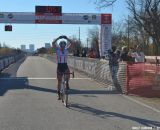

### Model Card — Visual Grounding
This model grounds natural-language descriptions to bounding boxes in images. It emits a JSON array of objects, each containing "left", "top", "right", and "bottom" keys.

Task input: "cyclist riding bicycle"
[{"left": 52, "top": 35, "right": 74, "bottom": 100}]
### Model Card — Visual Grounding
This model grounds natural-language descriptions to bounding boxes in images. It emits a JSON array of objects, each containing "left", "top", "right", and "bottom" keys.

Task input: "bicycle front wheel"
[{"left": 64, "top": 89, "right": 68, "bottom": 107}]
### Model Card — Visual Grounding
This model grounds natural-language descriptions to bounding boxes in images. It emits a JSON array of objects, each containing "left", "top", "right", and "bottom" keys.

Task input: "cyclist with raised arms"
[{"left": 52, "top": 35, "right": 73, "bottom": 100}]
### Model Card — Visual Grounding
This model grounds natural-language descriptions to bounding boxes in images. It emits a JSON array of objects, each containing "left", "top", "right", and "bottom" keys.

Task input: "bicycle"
[{"left": 60, "top": 71, "right": 74, "bottom": 107}]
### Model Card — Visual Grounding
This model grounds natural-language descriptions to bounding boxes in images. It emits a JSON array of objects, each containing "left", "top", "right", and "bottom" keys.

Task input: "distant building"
[
  {"left": 26, "top": 49, "right": 30, "bottom": 52},
  {"left": 21, "top": 45, "right": 26, "bottom": 51},
  {"left": 45, "top": 43, "right": 51, "bottom": 49},
  {"left": 29, "top": 44, "right": 35, "bottom": 52}
]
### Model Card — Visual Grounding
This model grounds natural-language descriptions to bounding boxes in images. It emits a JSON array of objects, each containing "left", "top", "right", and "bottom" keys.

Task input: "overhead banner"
[
  {"left": 0, "top": 12, "right": 35, "bottom": 24},
  {"left": 35, "top": 15, "right": 62, "bottom": 24},
  {"left": 62, "top": 13, "right": 101, "bottom": 24},
  {"left": 0, "top": 12, "right": 110, "bottom": 25}
]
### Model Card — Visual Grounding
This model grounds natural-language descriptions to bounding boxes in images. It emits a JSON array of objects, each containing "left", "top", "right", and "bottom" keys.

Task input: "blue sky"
[{"left": 0, "top": 0, "right": 128, "bottom": 49}]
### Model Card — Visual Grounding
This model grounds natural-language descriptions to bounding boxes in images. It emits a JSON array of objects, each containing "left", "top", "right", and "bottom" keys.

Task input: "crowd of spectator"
[
  {"left": 107, "top": 45, "right": 145, "bottom": 64},
  {"left": 73, "top": 45, "right": 145, "bottom": 63},
  {"left": 73, "top": 48, "right": 100, "bottom": 58},
  {"left": 118, "top": 45, "right": 145, "bottom": 63},
  {"left": 107, "top": 45, "right": 145, "bottom": 92},
  {"left": 72, "top": 45, "right": 146, "bottom": 93}
]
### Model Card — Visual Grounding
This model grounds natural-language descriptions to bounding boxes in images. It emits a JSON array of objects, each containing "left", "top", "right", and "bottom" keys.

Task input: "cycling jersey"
[{"left": 56, "top": 47, "right": 68, "bottom": 63}]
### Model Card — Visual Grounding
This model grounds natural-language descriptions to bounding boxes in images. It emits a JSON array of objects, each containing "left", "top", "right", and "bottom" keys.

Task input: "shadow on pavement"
[
  {"left": 28, "top": 85, "right": 57, "bottom": 93},
  {"left": 0, "top": 77, "right": 57, "bottom": 96},
  {"left": 0, "top": 73, "right": 11, "bottom": 78},
  {"left": 0, "top": 77, "right": 28, "bottom": 96},
  {"left": 0, "top": 78, "right": 120, "bottom": 97},
  {"left": 82, "top": 94, "right": 98, "bottom": 97},
  {"left": 69, "top": 103, "right": 160, "bottom": 127},
  {"left": 70, "top": 88, "right": 120, "bottom": 95}
]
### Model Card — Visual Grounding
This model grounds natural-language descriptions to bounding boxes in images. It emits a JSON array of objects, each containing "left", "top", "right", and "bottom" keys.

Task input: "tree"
[
  {"left": 87, "top": 26, "right": 100, "bottom": 57},
  {"left": 111, "top": 21, "right": 128, "bottom": 48},
  {"left": 37, "top": 47, "right": 47, "bottom": 54},
  {"left": 125, "top": 16, "right": 153, "bottom": 55},
  {"left": 126, "top": 0, "right": 160, "bottom": 55},
  {"left": 69, "top": 35, "right": 82, "bottom": 53},
  {"left": 87, "top": 26, "right": 99, "bottom": 48},
  {"left": 94, "top": 0, "right": 117, "bottom": 8}
]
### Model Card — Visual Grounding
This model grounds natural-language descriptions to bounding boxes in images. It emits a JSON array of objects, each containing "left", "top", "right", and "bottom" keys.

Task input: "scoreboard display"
[
  {"left": 35, "top": 6, "right": 62, "bottom": 14},
  {"left": 35, "top": 6, "right": 62, "bottom": 24},
  {"left": 5, "top": 25, "right": 12, "bottom": 31}
]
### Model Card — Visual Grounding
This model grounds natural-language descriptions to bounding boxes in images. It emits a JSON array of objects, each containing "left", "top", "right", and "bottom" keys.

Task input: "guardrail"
[
  {"left": 0, "top": 54, "right": 25, "bottom": 73},
  {"left": 67, "top": 56, "right": 127, "bottom": 93},
  {"left": 41, "top": 54, "right": 126, "bottom": 93}
]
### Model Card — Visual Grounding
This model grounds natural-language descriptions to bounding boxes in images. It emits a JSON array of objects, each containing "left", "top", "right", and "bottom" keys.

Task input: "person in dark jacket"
[
  {"left": 120, "top": 46, "right": 130, "bottom": 62},
  {"left": 108, "top": 46, "right": 121, "bottom": 92},
  {"left": 81, "top": 49, "right": 87, "bottom": 57}
]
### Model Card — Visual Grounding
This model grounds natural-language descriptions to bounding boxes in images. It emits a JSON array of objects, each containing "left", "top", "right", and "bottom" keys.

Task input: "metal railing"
[{"left": 0, "top": 54, "right": 25, "bottom": 73}]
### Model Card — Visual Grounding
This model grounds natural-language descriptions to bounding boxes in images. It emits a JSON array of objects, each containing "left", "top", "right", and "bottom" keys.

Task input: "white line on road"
[
  {"left": 122, "top": 95, "right": 160, "bottom": 114},
  {"left": 1, "top": 76, "right": 159, "bottom": 114},
  {"left": 0, "top": 77, "right": 91, "bottom": 80}
]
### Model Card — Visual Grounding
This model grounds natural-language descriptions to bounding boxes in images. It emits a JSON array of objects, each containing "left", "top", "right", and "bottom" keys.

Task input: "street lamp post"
[
  {"left": 79, "top": 27, "right": 81, "bottom": 43},
  {"left": 127, "top": 15, "right": 130, "bottom": 49},
  {"left": 87, "top": 38, "right": 89, "bottom": 49}
]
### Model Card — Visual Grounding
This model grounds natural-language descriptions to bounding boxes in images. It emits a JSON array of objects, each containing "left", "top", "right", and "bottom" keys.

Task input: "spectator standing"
[
  {"left": 73, "top": 49, "right": 80, "bottom": 57},
  {"left": 95, "top": 50, "right": 100, "bottom": 58},
  {"left": 108, "top": 46, "right": 121, "bottom": 92},
  {"left": 131, "top": 45, "right": 145, "bottom": 63},
  {"left": 81, "top": 49, "right": 87, "bottom": 57},
  {"left": 88, "top": 48, "right": 96, "bottom": 58},
  {"left": 128, "top": 47, "right": 136, "bottom": 62},
  {"left": 120, "top": 46, "right": 130, "bottom": 62}
]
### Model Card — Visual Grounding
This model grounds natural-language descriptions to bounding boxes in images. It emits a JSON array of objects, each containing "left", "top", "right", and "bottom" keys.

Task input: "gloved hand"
[{"left": 59, "top": 35, "right": 67, "bottom": 39}]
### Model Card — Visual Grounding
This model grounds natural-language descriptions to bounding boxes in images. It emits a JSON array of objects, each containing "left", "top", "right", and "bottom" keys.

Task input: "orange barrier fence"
[{"left": 126, "top": 63, "right": 160, "bottom": 97}]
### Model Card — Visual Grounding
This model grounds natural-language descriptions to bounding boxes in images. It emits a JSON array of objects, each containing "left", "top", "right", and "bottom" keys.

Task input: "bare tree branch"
[
  {"left": 94, "top": 0, "right": 117, "bottom": 8},
  {"left": 126, "top": 0, "right": 160, "bottom": 55}
]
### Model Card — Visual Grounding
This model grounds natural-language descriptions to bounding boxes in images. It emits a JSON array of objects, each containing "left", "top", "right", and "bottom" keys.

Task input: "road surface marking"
[
  {"left": 0, "top": 77, "right": 91, "bottom": 80},
  {"left": 122, "top": 95, "right": 160, "bottom": 114}
]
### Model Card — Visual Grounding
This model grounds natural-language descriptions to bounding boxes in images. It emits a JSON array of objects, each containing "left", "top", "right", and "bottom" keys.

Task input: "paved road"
[{"left": 0, "top": 56, "right": 160, "bottom": 130}]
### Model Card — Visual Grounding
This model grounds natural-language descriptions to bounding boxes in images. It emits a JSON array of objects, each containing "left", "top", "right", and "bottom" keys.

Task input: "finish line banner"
[
  {"left": 62, "top": 13, "right": 101, "bottom": 24},
  {"left": 0, "top": 12, "right": 112, "bottom": 57},
  {"left": 0, "top": 12, "right": 103, "bottom": 24},
  {"left": 0, "top": 12, "right": 35, "bottom": 24}
]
